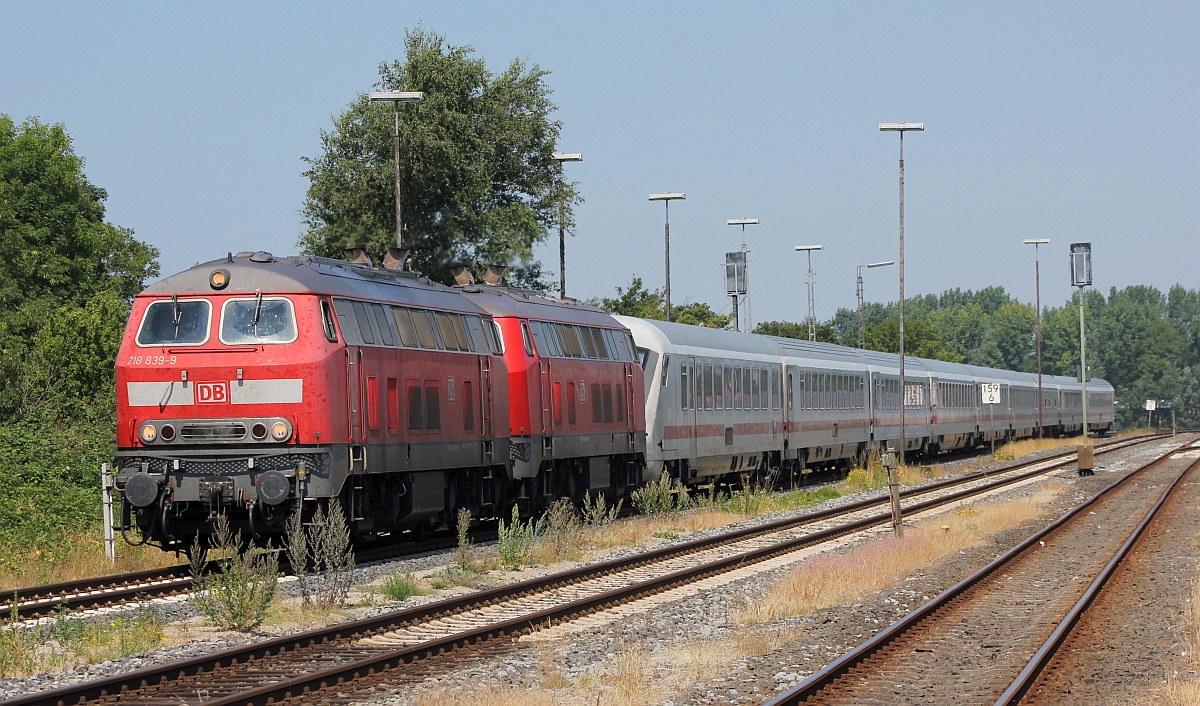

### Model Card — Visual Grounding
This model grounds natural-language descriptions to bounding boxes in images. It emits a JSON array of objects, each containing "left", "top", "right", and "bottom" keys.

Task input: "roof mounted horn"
[
  {"left": 483, "top": 264, "right": 507, "bottom": 286},
  {"left": 449, "top": 265, "right": 475, "bottom": 286},
  {"left": 343, "top": 248, "right": 373, "bottom": 267},
  {"left": 383, "top": 247, "right": 409, "bottom": 271}
]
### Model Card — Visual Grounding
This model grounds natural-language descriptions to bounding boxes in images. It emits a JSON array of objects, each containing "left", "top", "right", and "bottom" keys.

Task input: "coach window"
[
  {"left": 392, "top": 308, "right": 417, "bottom": 347},
  {"left": 138, "top": 298, "right": 212, "bottom": 346},
  {"left": 320, "top": 299, "right": 339, "bottom": 343},
  {"left": 661, "top": 354, "right": 670, "bottom": 386},
  {"left": 408, "top": 310, "right": 437, "bottom": 349},
  {"left": 787, "top": 373, "right": 795, "bottom": 410},
  {"left": 733, "top": 367, "right": 743, "bottom": 410},
  {"left": 680, "top": 364, "right": 690, "bottom": 410},
  {"left": 371, "top": 304, "right": 396, "bottom": 346},
  {"left": 220, "top": 297, "right": 298, "bottom": 345},
  {"left": 772, "top": 370, "right": 781, "bottom": 410},
  {"left": 703, "top": 365, "right": 714, "bottom": 410},
  {"left": 751, "top": 369, "right": 761, "bottom": 409}
]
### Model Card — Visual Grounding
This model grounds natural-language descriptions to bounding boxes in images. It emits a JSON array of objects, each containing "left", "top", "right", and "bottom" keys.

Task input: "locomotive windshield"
[
  {"left": 219, "top": 297, "right": 297, "bottom": 344},
  {"left": 136, "top": 299, "right": 211, "bottom": 346}
]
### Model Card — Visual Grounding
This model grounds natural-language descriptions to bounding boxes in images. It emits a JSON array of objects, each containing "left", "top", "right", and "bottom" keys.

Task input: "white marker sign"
[
  {"left": 1145, "top": 399, "right": 1157, "bottom": 411},
  {"left": 981, "top": 382, "right": 1001, "bottom": 405}
]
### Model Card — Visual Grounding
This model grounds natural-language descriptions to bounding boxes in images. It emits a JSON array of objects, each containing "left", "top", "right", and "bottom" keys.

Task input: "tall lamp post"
[
  {"left": 551, "top": 153, "right": 583, "bottom": 298},
  {"left": 856, "top": 260, "right": 894, "bottom": 348},
  {"left": 368, "top": 91, "right": 425, "bottom": 269},
  {"left": 879, "top": 121, "right": 923, "bottom": 468},
  {"left": 794, "top": 245, "right": 824, "bottom": 341},
  {"left": 1024, "top": 238, "right": 1050, "bottom": 436},
  {"left": 649, "top": 193, "right": 686, "bottom": 322},
  {"left": 727, "top": 218, "right": 759, "bottom": 331}
]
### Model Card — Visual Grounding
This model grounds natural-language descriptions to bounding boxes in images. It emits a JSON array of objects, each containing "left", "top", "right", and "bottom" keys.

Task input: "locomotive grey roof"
[
  {"left": 140, "top": 252, "right": 490, "bottom": 314},
  {"left": 462, "top": 285, "right": 626, "bottom": 328}
]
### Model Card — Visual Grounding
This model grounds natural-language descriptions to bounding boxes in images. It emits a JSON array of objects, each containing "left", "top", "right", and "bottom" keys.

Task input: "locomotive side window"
[
  {"left": 451, "top": 314, "right": 473, "bottom": 351},
  {"left": 350, "top": 302, "right": 376, "bottom": 345},
  {"left": 520, "top": 321, "right": 534, "bottom": 356},
  {"left": 435, "top": 312, "right": 462, "bottom": 351},
  {"left": 558, "top": 325, "right": 583, "bottom": 358},
  {"left": 579, "top": 326, "right": 598, "bottom": 358},
  {"left": 590, "top": 328, "right": 610, "bottom": 359},
  {"left": 412, "top": 310, "right": 439, "bottom": 349},
  {"left": 371, "top": 304, "right": 396, "bottom": 346},
  {"left": 540, "top": 322, "right": 563, "bottom": 357},
  {"left": 603, "top": 330, "right": 620, "bottom": 361},
  {"left": 603, "top": 384, "right": 614, "bottom": 423},
  {"left": 464, "top": 315, "right": 488, "bottom": 353},
  {"left": 320, "top": 300, "right": 339, "bottom": 343},
  {"left": 485, "top": 319, "right": 504, "bottom": 354},
  {"left": 220, "top": 297, "right": 298, "bottom": 345},
  {"left": 591, "top": 383, "right": 602, "bottom": 423},
  {"left": 137, "top": 298, "right": 211, "bottom": 346},
  {"left": 392, "top": 308, "right": 418, "bottom": 347}
]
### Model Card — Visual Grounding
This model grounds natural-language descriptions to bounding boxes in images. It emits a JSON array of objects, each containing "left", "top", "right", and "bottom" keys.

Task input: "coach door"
[{"left": 678, "top": 356, "right": 698, "bottom": 460}]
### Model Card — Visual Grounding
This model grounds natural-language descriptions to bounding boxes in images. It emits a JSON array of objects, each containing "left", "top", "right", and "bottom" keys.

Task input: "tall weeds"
[
  {"left": 189, "top": 515, "right": 278, "bottom": 631},
  {"left": 497, "top": 505, "right": 539, "bottom": 570}
]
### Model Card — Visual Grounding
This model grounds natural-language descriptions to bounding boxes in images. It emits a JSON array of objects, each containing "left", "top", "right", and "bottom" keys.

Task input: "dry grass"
[
  {"left": 585, "top": 508, "right": 742, "bottom": 550},
  {"left": 415, "top": 687, "right": 559, "bottom": 706},
  {"left": 994, "top": 434, "right": 1088, "bottom": 461},
  {"left": 735, "top": 482, "right": 1065, "bottom": 626},
  {"left": 0, "top": 534, "right": 177, "bottom": 591},
  {"left": 1156, "top": 672, "right": 1200, "bottom": 706}
]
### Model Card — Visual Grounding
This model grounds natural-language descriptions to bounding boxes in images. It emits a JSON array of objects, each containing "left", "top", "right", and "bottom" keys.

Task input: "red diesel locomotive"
[{"left": 115, "top": 252, "right": 647, "bottom": 552}]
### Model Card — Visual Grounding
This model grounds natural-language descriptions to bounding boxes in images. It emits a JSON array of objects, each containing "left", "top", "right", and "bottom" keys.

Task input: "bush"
[
  {"left": 306, "top": 499, "right": 356, "bottom": 607},
  {"left": 631, "top": 471, "right": 676, "bottom": 517},
  {"left": 539, "top": 498, "right": 582, "bottom": 560},
  {"left": 581, "top": 491, "right": 622, "bottom": 527},
  {"left": 379, "top": 572, "right": 426, "bottom": 601},
  {"left": 455, "top": 507, "right": 477, "bottom": 573},
  {"left": 189, "top": 515, "right": 278, "bottom": 631},
  {"left": 497, "top": 505, "right": 539, "bottom": 570}
]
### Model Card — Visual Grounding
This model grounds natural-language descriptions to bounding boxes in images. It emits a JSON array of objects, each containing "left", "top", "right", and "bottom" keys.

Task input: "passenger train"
[{"left": 114, "top": 252, "right": 1113, "bottom": 552}]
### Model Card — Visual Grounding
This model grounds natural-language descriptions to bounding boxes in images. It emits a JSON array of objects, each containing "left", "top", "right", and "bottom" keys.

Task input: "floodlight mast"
[
  {"left": 857, "top": 260, "right": 895, "bottom": 348},
  {"left": 552, "top": 153, "right": 583, "bottom": 298},
  {"left": 649, "top": 193, "right": 686, "bottom": 321},
  {"left": 879, "top": 120, "right": 923, "bottom": 537},
  {"left": 368, "top": 91, "right": 425, "bottom": 267},
  {"left": 726, "top": 218, "right": 760, "bottom": 331},
  {"left": 1023, "top": 238, "right": 1050, "bottom": 436},
  {"left": 794, "top": 245, "right": 824, "bottom": 341}
]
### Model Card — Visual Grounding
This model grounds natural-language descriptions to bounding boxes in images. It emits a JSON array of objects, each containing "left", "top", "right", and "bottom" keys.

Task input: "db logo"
[{"left": 196, "top": 381, "right": 229, "bottom": 405}]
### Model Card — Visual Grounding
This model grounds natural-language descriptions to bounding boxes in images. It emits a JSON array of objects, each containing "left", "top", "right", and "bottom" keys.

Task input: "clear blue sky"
[{"left": 3, "top": 1, "right": 1196, "bottom": 325}]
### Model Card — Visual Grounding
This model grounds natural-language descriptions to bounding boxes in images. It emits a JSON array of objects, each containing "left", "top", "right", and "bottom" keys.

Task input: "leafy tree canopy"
[
  {"left": 300, "top": 27, "right": 577, "bottom": 290},
  {"left": 593, "top": 277, "right": 732, "bottom": 329},
  {"left": 0, "top": 115, "right": 159, "bottom": 419}
]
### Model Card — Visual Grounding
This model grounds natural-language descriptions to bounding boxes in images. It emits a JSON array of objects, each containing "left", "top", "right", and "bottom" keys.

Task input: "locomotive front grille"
[
  {"left": 118, "top": 452, "right": 330, "bottom": 477},
  {"left": 180, "top": 421, "right": 247, "bottom": 441}
]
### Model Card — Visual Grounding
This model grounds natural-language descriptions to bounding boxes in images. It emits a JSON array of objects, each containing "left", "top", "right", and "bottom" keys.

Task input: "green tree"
[
  {"left": 593, "top": 277, "right": 732, "bottom": 329},
  {"left": 0, "top": 115, "right": 159, "bottom": 418},
  {"left": 300, "top": 28, "right": 575, "bottom": 290},
  {"left": 862, "top": 319, "right": 964, "bottom": 363},
  {"left": 753, "top": 320, "right": 839, "bottom": 344}
]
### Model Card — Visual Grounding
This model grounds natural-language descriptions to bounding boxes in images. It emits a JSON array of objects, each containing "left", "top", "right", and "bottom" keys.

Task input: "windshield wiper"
[
  {"left": 251, "top": 291, "right": 263, "bottom": 336},
  {"left": 171, "top": 294, "right": 181, "bottom": 339}
]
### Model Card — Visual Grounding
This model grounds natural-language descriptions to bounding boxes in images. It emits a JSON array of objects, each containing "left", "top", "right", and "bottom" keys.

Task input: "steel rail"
[
  {"left": 994, "top": 453, "right": 1198, "bottom": 705},
  {"left": 763, "top": 442, "right": 1191, "bottom": 706},
  {"left": 1, "top": 435, "right": 1162, "bottom": 706}
]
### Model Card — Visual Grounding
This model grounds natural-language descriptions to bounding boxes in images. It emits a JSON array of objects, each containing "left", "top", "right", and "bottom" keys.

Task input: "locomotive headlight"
[
  {"left": 209, "top": 269, "right": 230, "bottom": 290},
  {"left": 139, "top": 423, "right": 157, "bottom": 443},
  {"left": 159, "top": 424, "right": 175, "bottom": 442},
  {"left": 270, "top": 420, "right": 291, "bottom": 441}
]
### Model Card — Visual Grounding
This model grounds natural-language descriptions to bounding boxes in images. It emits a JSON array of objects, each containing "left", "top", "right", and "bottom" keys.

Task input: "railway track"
[
  {"left": 0, "top": 436, "right": 1154, "bottom": 623},
  {"left": 0, "top": 532, "right": 489, "bottom": 622},
  {"left": 4, "top": 434, "right": 1164, "bottom": 706},
  {"left": 765, "top": 438, "right": 1199, "bottom": 705}
]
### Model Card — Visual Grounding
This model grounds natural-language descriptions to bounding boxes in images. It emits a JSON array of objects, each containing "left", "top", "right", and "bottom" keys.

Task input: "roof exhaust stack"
[
  {"left": 343, "top": 248, "right": 373, "bottom": 267},
  {"left": 449, "top": 265, "right": 475, "bottom": 286},
  {"left": 483, "top": 264, "right": 507, "bottom": 286},
  {"left": 383, "top": 247, "right": 409, "bottom": 271}
]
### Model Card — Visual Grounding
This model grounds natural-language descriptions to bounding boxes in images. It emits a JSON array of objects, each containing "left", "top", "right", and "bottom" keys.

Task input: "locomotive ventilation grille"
[
  {"left": 179, "top": 421, "right": 247, "bottom": 441},
  {"left": 120, "top": 453, "right": 330, "bottom": 477}
]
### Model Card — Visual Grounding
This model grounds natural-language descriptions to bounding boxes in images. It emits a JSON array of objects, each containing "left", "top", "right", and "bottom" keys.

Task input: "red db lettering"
[{"left": 197, "top": 381, "right": 228, "bottom": 404}]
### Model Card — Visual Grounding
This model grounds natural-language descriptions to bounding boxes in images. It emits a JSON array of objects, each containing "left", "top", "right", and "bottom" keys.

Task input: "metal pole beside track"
[{"left": 101, "top": 463, "right": 115, "bottom": 562}]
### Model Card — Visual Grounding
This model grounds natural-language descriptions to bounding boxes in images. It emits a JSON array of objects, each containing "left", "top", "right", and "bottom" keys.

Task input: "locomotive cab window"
[
  {"left": 219, "top": 297, "right": 297, "bottom": 345},
  {"left": 137, "top": 298, "right": 211, "bottom": 346},
  {"left": 320, "top": 299, "right": 338, "bottom": 343}
]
